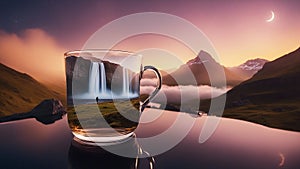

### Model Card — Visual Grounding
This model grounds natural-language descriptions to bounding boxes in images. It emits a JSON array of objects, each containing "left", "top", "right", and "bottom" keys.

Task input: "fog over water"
[{"left": 140, "top": 78, "right": 230, "bottom": 104}]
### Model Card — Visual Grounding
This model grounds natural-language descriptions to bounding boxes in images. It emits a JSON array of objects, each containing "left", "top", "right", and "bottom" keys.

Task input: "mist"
[
  {"left": 0, "top": 29, "right": 66, "bottom": 83},
  {"left": 141, "top": 78, "right": 230, "bottom": 104}
]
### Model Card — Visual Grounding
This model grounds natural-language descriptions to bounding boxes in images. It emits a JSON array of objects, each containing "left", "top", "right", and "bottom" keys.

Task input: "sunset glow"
[
  {"left": 112, "top": 34, "right": 197, "bottom": 70},
  {"left": 0, "top": 29, "right": 65, "bottom": 82},
  {"left": 0, "top": 0, "right": 299, "bottom": 80}
]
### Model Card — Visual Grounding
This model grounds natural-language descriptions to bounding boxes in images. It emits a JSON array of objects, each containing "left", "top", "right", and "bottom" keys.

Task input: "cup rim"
[{"left": 64, "top": 49, "right": 137, "bottom": 57}]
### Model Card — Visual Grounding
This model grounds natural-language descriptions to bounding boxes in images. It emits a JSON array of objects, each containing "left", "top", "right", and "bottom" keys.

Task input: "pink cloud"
[
  {"left": 0, "top": 29, "right": 66, "bottom": 83},
  {"left": 140, "top": 78, "right": 159, "bottom": 87}
]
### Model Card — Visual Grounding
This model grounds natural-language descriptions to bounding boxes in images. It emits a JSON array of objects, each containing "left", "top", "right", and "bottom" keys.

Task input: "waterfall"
[
  {"left": 100, "top": 62, "right": 107, "bottom": 94},
  {"left": 89, "top": 62, "right": 100, "bottom": 94},
  {"left": 89, "top": 62, "right": 107, "bottom": 96},
  {"left": 128, "top": 71, "right": 132, "bottom": 93},
  {"left": 84, "top": 62, "right": 138, "bottom": 100},
  {"left": 122, "top": 67, "right": 132, "bottom": 95}
]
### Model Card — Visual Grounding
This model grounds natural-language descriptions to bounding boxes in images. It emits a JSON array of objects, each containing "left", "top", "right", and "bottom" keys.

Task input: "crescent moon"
[
  {"left": 266, "top": 11, "right": 275, "bottom": 22},
  {"left": 278, "top": 153, "right": 285, "bottom": 167}
]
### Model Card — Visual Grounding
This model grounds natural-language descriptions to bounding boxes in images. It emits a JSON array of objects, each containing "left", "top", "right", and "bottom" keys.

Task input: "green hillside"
[
  {"left": 222, "top": 47, "right": 300, "bottom": 131},
  {"left": 0, "top": 63, "right": 64, "bottom": 116}
]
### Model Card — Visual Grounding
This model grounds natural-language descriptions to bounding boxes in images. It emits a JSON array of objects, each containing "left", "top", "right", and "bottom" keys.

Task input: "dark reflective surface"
[
  {"left": 69, "top": 138, "right": 137, "bottom": 169},
  {"left": 0, "top": 116, "right": 72, "bottom": 168},
  {"left": 69, "top": 135, "right": 155, "bottom": 169},
  {"left": 0, "top": 109, "right": 300, "bottom": 169}
]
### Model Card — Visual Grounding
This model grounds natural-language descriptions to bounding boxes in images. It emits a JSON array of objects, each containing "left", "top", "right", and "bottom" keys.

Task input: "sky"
[{"left": 0, "top": 0, "right": 299, "bottom": 82}]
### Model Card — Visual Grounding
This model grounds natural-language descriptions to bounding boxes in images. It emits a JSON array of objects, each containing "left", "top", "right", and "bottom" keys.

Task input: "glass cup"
[{"left": 65, "top": 49, "right": 161, "bottom": 144}]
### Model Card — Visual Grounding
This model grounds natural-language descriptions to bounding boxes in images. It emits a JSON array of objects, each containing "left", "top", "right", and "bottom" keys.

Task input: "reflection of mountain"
[
  {"left": 0, "top": 99, "right": 66, "bottom": 125},
  {"left": 229, "top": 58, "right": 268, "bottom": 80},
  {"left": 0, "top": 63, "right": 64, "bottom": 116},
  {"left": 221, "top": 47, "right": 300, "bottom": 131}
]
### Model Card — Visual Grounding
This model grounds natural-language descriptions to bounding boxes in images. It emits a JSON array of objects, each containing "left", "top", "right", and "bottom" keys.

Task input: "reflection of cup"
[
  {"left": 65, "top": 50, "right": 161, "bottom": 144},
  {"left": 69, "top": 135, "right": 155, "bottom": 169},
  {"left": 68, "top": 138, "right": 136, "bottom": 169}
]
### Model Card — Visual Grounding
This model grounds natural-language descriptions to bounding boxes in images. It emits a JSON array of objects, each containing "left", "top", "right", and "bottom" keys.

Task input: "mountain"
[
  {"left": 220, "top": 47, "right": 300, "bottom": 131},
  {"left": 229, "top": 58, "right": 268, "bottom": 80},
  {"left": 237, "top": 58, "right": 268, "bottom": 72},
  {"left": 0, "top": 63, "right": 64, "bottom": 116},
  {"left": 142, "top": 69, "right": 170, "bottom": 79},
  {"left": 162, "top": 51, "right": 244, "bottom": 87}
]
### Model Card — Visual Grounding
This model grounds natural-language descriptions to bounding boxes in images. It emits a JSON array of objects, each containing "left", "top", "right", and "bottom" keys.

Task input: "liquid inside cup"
[
  {"left": 65, "top": 52, "right": 142, "bottom": 144},
  {"left": 67, "top": 97, "right": 140, "bottom": 143}
]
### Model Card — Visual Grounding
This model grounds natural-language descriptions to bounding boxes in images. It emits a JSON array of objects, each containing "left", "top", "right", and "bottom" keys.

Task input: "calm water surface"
[{"left": 0, "top": 109, "right": 299, "bottom": 169}]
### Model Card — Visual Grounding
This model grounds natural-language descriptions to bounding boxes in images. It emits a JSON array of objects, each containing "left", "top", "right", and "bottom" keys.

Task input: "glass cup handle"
[{"left": 141, "top": 66, "right": 162, "bottom": 112}]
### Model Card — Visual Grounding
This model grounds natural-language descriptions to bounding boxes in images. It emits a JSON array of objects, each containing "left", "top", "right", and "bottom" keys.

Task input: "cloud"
[
  {"left": 141, "top": 78, "right": 159, "bottom": 86},
  {"left": 141, "top": 83, "right": 230, "bottom": 104},
  {"left": 0, "top": 29, "right": 66, "bottom": 82}
]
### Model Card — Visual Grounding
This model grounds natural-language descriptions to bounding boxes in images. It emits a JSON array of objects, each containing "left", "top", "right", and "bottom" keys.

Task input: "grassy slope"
[
  {"left": 42, "top": 80, "right": 66, "bottom": 104},
  {"left": 224, "top": 102, "right": 300, "bottom": 131},
  {"left": 0, "top": 63, "right": 64, "bottom": 116},
  {"left": 222, "top": 47, "right": 300, "bottom": 131},
  {"left": 67, "top": 98, "right": 140, "bottom": 135}
]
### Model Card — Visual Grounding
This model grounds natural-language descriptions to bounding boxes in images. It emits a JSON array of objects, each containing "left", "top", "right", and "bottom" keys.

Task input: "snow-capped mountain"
[
  {"left": 238, "top": 58, "right": 269, "bottom": 72},
  {"left": 143, "top": 52, "right": 268, "bottom": 87},
  {"left": 163, "top": 51, "right": 244, "bottom": 87},
  {"left": 229, "top": 58, "right": 268, "bottom": 80}
]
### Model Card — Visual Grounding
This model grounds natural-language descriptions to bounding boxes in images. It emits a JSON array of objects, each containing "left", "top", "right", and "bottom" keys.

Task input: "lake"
[{"left": 0, "top": 108, "right": 299, "bottom": 169}]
